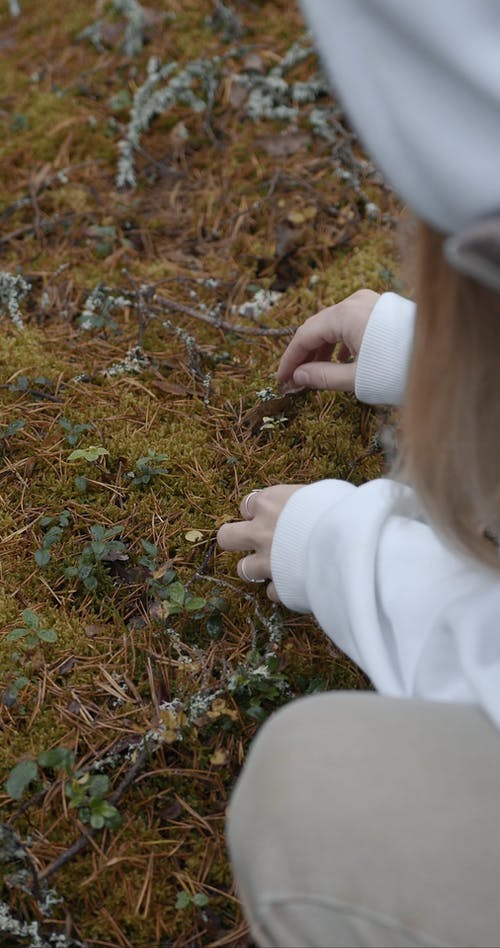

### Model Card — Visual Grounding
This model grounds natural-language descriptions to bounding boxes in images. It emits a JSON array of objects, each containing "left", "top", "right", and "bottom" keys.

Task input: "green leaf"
[
  {"left": 99, "top": 802, "right": 119, "bottom": 819},
  {"left": 83, "top": 574, "right": 98, "bottom": 592},
  {"left": 13, "top": 676, "right": 29, "bottom": 691},
  {"left": 175, "top": 891, "right": 191, "bottom": 910},
  {"left": 38, "top": 747, "right": 75, "bottom": 771},
  {"left": 74, "top": 475, "right": 88, "bottom": 493},
  {"left": 43, "top": 526, "right": 63, "bottom": 547},
  {"left": 192, "top": 893, "right": 209, "bottom": 908},
  {"left": 246, "top": 704, "right": 266, "bottom": 721},
  {"left": 206, "top": 615, "right": 222, "bottom": 639},
  {"left": 7, "top": 627, "right": 28, "bottom": 641},
  {"left": 34, "top": 549, "right": 51, "bottom": 567},
  {"left": 141, "top": 539, "right": 157, "bottom": 556},
  {"left": 22, "top": 609, "right": 40, "bottom": 629},
  {"left": 184, "top": 596, "right": 206, "bottom": 612},
  {"left": 67, "top": 446, "right": 109, "bottom": 463},
  {"left": 167, "top": 582, "right": 186, "bottom": 607},
  {"left": 91, "top": 540, "right": 106, "bottom": 559},
  {"left": 105, "top": 808, "right": 123, "bottom": 829},
  {"left": 89, "top": 774, "right": 109, "bottom": 798},
  {"left": 38, "top": 628, "right": 58, "bottom": 643},
  {"left": 5, "top": 760, "right": 38, "bottom": 800},
  {"left": 90, "top": 813, "right": 105, "bottom": 829}
]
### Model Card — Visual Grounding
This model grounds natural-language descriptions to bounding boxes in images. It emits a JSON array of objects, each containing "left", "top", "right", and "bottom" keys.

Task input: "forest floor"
[{"left": 0, "top": 1, "right": 402, "bottom": 945}]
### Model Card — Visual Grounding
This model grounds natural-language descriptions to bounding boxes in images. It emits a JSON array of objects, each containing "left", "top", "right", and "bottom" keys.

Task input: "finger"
[
  {"left": 276, "top": 309, "right": 343, "bottom": 383},
  {"left": 217, "top": 520, "right": 256, "bottom": 552},
  {"left": 237, "top": 554, "right": 270, "bottom": 583},
  {"left": 239, "top": 489, "right": 262, "bottom": 521},
  {"left": 291, "top": 360, "right": 356, "bottom": 392},
  {"left": 266, "top": 581, "right": 280, "bottom": 602}
]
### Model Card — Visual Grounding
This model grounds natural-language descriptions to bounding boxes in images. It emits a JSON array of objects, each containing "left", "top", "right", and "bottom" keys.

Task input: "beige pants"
[{"left": 228, "top": 693, "right": 500, "bottom": 948}]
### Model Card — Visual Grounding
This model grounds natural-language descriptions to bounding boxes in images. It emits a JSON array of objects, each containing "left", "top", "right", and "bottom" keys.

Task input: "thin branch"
[
  {"left": 39, "top": 744, "right": 151, "bottom": 883},
  {"left": 152, "top": 295, "right": 295, "bottom": 337}
]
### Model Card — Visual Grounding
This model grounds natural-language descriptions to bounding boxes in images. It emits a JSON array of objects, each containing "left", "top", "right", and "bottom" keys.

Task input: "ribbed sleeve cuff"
[
  {"left": 355, "top": 292, "right": 416, "bottom": 406},
  {"left": 271, "top": 479, "right": 357, "bottom": 613}
]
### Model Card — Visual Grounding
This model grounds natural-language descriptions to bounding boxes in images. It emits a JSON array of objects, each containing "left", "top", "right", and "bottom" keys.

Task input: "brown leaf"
[
  {"left": 149, "top": 378, "right": 190, "bottom": 397},
  {"left": 242, "top": 389, "right": 308, "bottom": 433}
]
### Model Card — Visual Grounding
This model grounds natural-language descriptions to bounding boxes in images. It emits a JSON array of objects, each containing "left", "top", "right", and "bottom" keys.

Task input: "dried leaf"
[
  {"left": 209, "top": 749, "right": 229, "bottom": 767},
  {"left": 150, "top": 379, "right": 190, "bottom": 397},
  {"left": 286, "top": 205, "right": 317, "bottom": 225},
  {"left": 184, "top": 529, "right": 203, "bottom": 543}
]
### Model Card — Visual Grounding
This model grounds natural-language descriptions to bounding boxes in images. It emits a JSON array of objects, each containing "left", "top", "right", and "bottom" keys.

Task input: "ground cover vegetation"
[{"left": 0, "top": 1, "right": 403, "bottom": 945}]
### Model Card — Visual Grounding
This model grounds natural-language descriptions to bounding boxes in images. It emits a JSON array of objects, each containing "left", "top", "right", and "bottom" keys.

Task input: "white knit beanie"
[{"left": 300, "top": 0, "right": 500, "bottom": 286}]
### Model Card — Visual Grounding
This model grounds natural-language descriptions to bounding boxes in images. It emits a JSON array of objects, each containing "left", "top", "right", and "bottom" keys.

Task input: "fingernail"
[{"left": 294, "top": 369, "right": 308, "bottom": 385}]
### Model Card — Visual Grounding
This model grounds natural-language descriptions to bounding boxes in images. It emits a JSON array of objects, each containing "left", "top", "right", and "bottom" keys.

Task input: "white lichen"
[
  {"left": 8, "top": 0, "right": 20, "bottom": 16},
  {"left": 206, "top": 0, "right": 243, "bottom": 41},
  {"left": 237, "top": 288, "right": 282, "bottom": 320},
  {"left": 117, "top": 56, "right": 215, "bottom": 188},
  {"left": 103, "top": 345, "right": 151, "bottom": 377},
  {"left": 0, "top": 271, "right": 31, "bottom": 330},
  {"left": 78, "top": 284, "right": 131, "bottom": 330},
  {"left": 113, "top": 0, "right": 147, "bottom": 57}
]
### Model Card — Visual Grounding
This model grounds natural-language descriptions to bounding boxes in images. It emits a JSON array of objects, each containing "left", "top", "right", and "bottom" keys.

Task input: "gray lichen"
[
  {"left": 113, "top": 0, "right": 147, "bottom": 57},
  {"left": 117, "top": 55, "right": 217, "bottom": 188},
  {"left": 0, "top": 271, "right": 31, "bottom": 331}
]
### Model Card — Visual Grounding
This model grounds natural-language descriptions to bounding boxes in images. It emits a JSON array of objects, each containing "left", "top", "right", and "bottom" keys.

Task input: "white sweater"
[{"left": 271, "top": 294, "right": 500, "bottom": 729}]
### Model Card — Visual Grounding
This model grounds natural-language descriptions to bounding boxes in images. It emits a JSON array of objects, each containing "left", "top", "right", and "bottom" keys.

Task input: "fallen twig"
[{"left": 152, "top": 295, "right": 295, "bottom": 336}]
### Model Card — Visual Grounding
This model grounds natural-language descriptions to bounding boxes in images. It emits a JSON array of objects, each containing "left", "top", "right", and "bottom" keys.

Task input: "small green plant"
[
  {"left": 126, "top": 450, "right": 169, "bottom": 487},
  {"left": 5, "top": 747, "right": 122, "bottom": 829},
  {"left": 59, "top": 416, "right": 95, "bottom": 446},
  {"left": 67, "top": 444, "right": 109, "bottom": 462},
  {"left": 8, "top": 374, "right": 53, "bottom": 395},
  {"left": 65, "top": 524, "right": 128, "bottom": 591},
  {"left": 65, "top": 772, "right": 122, "bottom": 829},
  {"left": 5, "top": 760, "right": 39, "bottom": 800},
  {"left": 229, "top": 650, "right": 289, "bottom": 721},
  {"left": 260, "top": 414, "right": 288, "bottom": 432},
  {"left": 175, "top": 890, "right": 209, "bottom": 911},
  {"left": 139, "top": 540, "right": 206, "bottom": 614},
  {"left": 0, "top": 418, "right": 25, "bottom": 453},
  {"left": 34, "top": 509, "right": 71, "bottom": 567},
  {"left": 7, "top": 609, "right": 57, "bottom": 648},
  {"left": 2, "top": 672, "right": 30, "bottom": 707}
]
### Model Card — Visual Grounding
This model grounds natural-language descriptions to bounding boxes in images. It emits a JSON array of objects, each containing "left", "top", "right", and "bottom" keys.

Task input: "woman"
[{"left": 217, "top": 2, "right": 500, "bottom": 945}]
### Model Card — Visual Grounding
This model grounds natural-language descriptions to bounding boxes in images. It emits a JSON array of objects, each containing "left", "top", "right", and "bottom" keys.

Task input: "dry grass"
[{"left": 0, "top": 2, "right": 402, "bottom": 945}]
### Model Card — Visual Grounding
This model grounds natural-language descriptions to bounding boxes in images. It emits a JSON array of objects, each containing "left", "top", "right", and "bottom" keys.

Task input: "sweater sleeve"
[
  {"left": 354, "top": 292, "right": 416, "bottom": 405},
  {"left": 271, "top": 477, "right": 500, "bottom": 729}
]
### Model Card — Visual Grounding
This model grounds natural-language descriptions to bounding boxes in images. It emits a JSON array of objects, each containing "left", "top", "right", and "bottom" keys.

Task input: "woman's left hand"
[{"left": 216, "top": 485, "right": 303, "bottom": 601}]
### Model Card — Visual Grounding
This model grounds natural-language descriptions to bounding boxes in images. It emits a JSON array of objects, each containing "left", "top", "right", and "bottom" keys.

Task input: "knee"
[{"left": 227, "top": 695, "right": 336, "bottom": 913}]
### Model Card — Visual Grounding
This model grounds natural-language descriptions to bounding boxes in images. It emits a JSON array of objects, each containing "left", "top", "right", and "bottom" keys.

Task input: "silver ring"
[
  {"left": 240, "top": 556, "right": 266, "bottom": 584},
  {"left": 243, "top": 489, "right": 262, "bottom": 518}
]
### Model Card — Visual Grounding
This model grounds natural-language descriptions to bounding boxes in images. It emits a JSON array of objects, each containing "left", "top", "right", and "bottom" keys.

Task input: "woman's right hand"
[{"left": 277, "top": 289, "right": 380, "bottom": 393}]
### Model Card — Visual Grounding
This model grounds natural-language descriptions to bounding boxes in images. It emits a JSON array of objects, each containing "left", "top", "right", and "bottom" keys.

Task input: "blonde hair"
[{"left": 402, "top": 220, "right": 500, "bottom": 571}]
